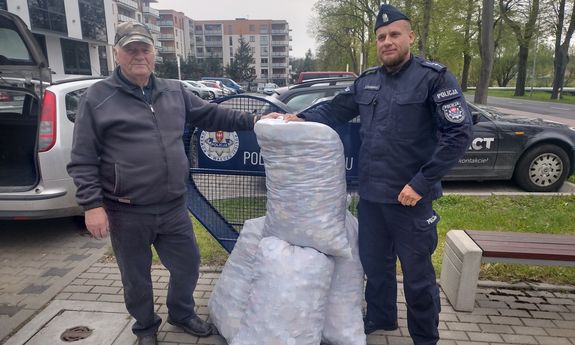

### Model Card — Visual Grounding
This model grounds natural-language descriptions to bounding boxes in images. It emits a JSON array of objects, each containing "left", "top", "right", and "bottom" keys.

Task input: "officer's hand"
[
  {"left": 398, "top": 185, "right": 422, "bottom": 207},
  {"left": 84, "top": 207, "right": 109, "bottom": 239}
]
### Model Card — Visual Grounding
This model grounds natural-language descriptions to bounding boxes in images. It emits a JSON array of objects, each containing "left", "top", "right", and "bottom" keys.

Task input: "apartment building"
[
  {"left": 157, "top": 9, "right": 189, "bottom": 63},
  {"left": 189, "top": 18, "right": 291, "bottom": 86},
  {"left": 3, "top": 0, "right": 115, "bottom": 80}
]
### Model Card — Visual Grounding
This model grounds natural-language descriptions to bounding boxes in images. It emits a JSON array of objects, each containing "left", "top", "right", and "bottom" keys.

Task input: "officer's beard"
[{"left": 381, "top": 49, "right": 410, "bottom": 72}]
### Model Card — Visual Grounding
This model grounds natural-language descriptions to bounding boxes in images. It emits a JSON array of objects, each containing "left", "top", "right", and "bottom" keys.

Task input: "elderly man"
[
  {"left": 278, "top": 5, "right": 473, "bottom": 345},
  {"left": 67, "top": 22, "right": 261, "bottom": 345}
]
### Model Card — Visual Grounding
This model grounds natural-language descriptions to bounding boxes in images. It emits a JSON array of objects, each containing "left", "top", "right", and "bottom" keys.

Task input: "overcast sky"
[{"left": 154, "top": 0, "right": 318, "bottom": 58}]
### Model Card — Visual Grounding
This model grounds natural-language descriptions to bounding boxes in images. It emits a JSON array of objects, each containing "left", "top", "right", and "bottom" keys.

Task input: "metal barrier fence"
[{"left": 185, "top": 94, "right": 359, "bottom": 253}]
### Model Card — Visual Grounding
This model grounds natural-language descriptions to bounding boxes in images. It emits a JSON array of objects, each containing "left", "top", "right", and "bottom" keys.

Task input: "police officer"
[{"left": 278, "top": 4, "right": 472, "bottom": 345}]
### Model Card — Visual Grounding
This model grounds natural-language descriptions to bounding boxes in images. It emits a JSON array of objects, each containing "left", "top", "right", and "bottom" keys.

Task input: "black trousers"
[
  {"left": 358, "top": 199, "right": 441, "bottom": 345},
  {"left": 108, "top": 202, "right": 201, "bottom": 336}
]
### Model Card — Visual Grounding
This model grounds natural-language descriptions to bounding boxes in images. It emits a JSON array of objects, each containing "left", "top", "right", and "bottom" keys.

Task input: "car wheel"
[
  {"left": 208, "top": 91, "right": 215, "bottom": 100},
  {"left": 513, "top": 144, "right": 570, "bottom": 192},
  {"left": 192, "top": 91, "right": 200, "bottom": 97}
]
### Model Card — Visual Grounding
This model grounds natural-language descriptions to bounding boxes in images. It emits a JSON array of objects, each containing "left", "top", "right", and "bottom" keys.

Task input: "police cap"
[{"left": 374, "top": 4, "right": 410, "bottom": 32}]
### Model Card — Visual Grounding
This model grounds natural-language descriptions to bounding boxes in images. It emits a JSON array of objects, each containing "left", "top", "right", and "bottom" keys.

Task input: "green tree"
[
  {"left": 155, "top": 59, "right": 178, "bottom": 79},
  {"left": 225, "top": 37, "right": 256, "bottom": 83},
  {"left": 475, "top": 0, "right": 495, "bottom": 104},
  {"left": 499, "top": 0, "right": 541, "bottom": 96},
  {"left": 550, "top": 0, "right": 575, "bottom": 99}
]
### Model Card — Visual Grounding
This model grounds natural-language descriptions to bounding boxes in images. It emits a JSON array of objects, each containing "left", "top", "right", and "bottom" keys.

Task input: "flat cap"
[
  {"left": 114, "top": 22, "right": 154, "bottom": 47},
  {"left": 374, "top": 4, "right": 410, "bottom": 32}
]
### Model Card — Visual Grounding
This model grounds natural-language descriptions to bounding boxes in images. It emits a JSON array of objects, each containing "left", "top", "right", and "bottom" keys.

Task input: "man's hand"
[
  {"left": 262, "top": 112, "right": 304, "bottom": 122},
  {"left": 398, "top": 185, "right": 422, "bottom": 206},
  {"left": 84, "top": 207, "right": 109, "bottom": 239}
]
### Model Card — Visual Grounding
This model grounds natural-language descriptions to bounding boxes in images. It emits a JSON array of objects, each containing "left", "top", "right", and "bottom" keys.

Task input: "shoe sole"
[
  {"left": 167, "top": 319, "right": 213, "bottom": 337},
  {"left": 365, "top": 325, "right": 398, "bottom": 334}
]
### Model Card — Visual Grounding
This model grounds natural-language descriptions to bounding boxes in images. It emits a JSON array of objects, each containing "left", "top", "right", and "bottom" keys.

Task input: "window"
[
  {"left": 79, "top": 0, "right": 107, "bottom": 42},
  {"left": 0, "top": 0, "right": 6, "bottom": 10},
  {"left": 261, "top": 58, "right": 268, "bottom": 64},
  {"left": 61, "top": 39, "right": 91, "bottom": 75},
  {"left": 33, "top": 33, "right": 49, "bottom": 64},
  {"left": 98, "top": 46, "right": 109, "bottom": 76},
  {"left": 65, "top": 88, "right": 88, "bottom": 122},
  {"left": 249, "top": 24, "right": 255, "bottom": 32},
  {"left": 259, "top": 24, "right": 268, "bottom": 34},
  {"left": 229, "top": 37, "right": 233, "bottom": 45},
  {"left": 260, "top": 35, "right": 268, "bottom": 45},
  {"left": 250, "top": 36, "right": 255, "bottom": 43},
  {"left": 28, "top": 0, "right": 68, "bottom": 34}
]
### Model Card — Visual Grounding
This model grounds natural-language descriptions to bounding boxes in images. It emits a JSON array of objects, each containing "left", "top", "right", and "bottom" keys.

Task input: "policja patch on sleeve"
[{"left": 441, "top": 101, "right": 465, "bottom": 123}]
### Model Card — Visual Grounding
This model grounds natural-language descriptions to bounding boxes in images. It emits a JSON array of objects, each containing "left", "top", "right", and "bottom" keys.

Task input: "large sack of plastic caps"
[
  {"left": 207, "top": 217, "right": 265, "bottom": 342},
  {"left": 231, "top": 236, "right": 335, "bottom": 345},
  {"left": 322, "top": 210, "right": 367, "bottom": 345},
  {"left": 254, "top": 119, "right": 350, "bottom": 257}
]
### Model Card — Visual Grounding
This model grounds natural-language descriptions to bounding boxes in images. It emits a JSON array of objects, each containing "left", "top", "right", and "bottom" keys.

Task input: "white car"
[
  {"left": 0, "top": 10, "right": 100, "bottom": 219},
  {"left": 262, "top": 83, "right": 279, "bottom": 95},
  {"left": 197, "top": 80, "right": 224, "bottom": 98}
]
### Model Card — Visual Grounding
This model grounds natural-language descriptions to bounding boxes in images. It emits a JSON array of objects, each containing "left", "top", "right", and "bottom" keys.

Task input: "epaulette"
[
  {"left": 419, "top": 59, "right": 446, "bottom": 72},
  {"left": 359, "top": 66, "right": 380, "bottom": 78}
]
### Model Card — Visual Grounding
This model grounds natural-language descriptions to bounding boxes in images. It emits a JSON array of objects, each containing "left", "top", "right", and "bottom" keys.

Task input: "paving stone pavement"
[
  {"left": 0, "top": 219, "right": 108, "bottom": 343},
  {"left": 9, "top": 260, "right": 571, "bottom": 345}
]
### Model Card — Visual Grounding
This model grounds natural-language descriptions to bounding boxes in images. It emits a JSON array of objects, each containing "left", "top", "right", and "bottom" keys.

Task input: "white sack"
[
  {"left": 322, "top": 210, "right": 367, "bottom": 345},
  {"left": 254, "top": 119, "right": 350, "bottom": 257},
  {"left": 231, "top": 236, "right": 334, "bottom": 345},
  {"left": 207, "top": 217, "right": 265, "bottom": 343}
]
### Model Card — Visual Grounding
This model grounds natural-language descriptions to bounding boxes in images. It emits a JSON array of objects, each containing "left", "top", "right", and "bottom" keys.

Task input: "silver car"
[{"left": 0, "top": 10, "right": 100, "bottom": 219}]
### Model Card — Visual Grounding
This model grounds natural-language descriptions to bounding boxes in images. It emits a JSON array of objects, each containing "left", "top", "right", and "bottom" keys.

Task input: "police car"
[{"left": 265, "top": 78, "right": 575, "bottom": 192}]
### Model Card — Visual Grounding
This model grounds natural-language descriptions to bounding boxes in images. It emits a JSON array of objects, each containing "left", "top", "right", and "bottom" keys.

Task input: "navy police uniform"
[{"left": 298, "top": 6, "right": 472, "bottom": 345}]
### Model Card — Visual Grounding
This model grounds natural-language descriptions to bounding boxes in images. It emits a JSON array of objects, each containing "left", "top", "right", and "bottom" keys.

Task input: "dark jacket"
[
  {"left": 67, "top": 68, "right": 255, "bottom": 211},
  {"left": 300, "top": 56, "right": 473, "bottom": 203}
]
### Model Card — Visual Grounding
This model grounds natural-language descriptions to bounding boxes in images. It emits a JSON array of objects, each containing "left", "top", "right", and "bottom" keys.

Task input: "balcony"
[
  {"left": 206, "top": 52, "right": 223, "bottom": 58},
  {"left": 272, "top": 63, "right": 287, "bottom": 68},
  {"left": 196, "top": 52, "right": 205, "bottom": 58},
  {"left": 195, "top": 40, "right": 204, "bottom": 46},
  {"left": 146, "top": 23, "right": 160, "bottom": 33},
  {"left": 117, "top": 0, "right": 138, "bottom": 10},
  {"left": 204, "top": 29, "right": 223, "bottom": 35},
  {"left": 158, "top": 34, "right": 175, "bottom": 40},
  {"left": 260, "top": 51, "right": 269, "bottom": 57},
  {"left": 271, "top": 40, "right": 289, "bottom": 46},
  {"left": 158, "top": 20, "right": 174, "bottom": 27},
  {"left": 272, "top": 73, "right": 288, "bottom": 78},
  {"left": 205, "top": 40, "right": 222, "bottom": 47},
  {"left": 260, "top": 62, "right": 269, "bottom": 67},
  {"left": 159, "top": 46, "right": 176, "bottom": 53},
  {"left": 271, "top": 28, "right": 288, "bottom": 34},
  {"left": 117, "top": 14, "right": 138, "bottom": 23},
  {"left": 142, "top": 6, "right": 159, "bottom": 17},
  {"left": 271, "top": 51, "right": 288, "bottom": 57}
]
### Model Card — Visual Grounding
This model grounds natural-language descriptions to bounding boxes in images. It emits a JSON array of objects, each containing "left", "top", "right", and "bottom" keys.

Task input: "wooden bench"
[{"left": 440, "top": 230, "right": 575, "bottom": 311}]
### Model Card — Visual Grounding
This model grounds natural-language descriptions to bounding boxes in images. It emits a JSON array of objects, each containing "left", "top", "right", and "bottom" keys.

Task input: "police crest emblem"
[
  {"left": 441, "top": 101, "right": 465, "bottom": 123},
  {"left": 382, "top": 13, "right": 389, "bottom": 22}
]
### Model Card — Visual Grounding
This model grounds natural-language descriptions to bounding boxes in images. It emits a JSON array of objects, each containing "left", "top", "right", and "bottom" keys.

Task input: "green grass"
[
  {"left": 185, "top": 194, "right": 575, "bottom": 285},
  {"left": 466, "top": 89, "right": 575, "bottom": 105}
]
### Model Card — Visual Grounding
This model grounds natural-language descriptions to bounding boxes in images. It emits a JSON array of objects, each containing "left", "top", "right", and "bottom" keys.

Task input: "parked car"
[
  {"left": 199, "top": 80, "right": 233, "bottom": 96},
  {"left": 0, "top": 9, "right": 105, "bottom": 219},
  {"left": 184, "top": 80, "right": 216, "bottom": 100},
  {"left": 262, "top": 83, "right": 279, "bottom": 95},
  {"left": 197, "top": 80, "right": 224, "bottom": 98},
  {"left": 202, "top": 77, "right": 244, "bottom": 93},
  {"left": 296, "top": 71, "right": 357, "bottom": 83},
  {"left": 176, "top": 80, "right": 210, "bottom": 99},
  {"left": 266, "top": 77, "right": 575, "bottom": 192}
]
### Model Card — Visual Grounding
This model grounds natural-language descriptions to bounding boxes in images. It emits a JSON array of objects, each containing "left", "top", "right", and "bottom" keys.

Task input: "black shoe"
[
  {"left": 167, "top": 315, "right": 215, "bottom": 337},
  {"left": 364, "top": 318, "right": 398, "bottom": 334},
  {"left": 137, "top": 334, "right": 158, "bottom": 345}
]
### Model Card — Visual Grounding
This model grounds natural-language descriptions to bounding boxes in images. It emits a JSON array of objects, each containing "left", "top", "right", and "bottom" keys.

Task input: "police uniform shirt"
[{"left": 299, "top": 55, "right": 473, "bottom": 204}]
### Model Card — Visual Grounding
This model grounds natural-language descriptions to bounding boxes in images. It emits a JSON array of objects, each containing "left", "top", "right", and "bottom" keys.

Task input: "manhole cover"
[{"left": 60, "top": 326, "right": 93, "bottom": 342}]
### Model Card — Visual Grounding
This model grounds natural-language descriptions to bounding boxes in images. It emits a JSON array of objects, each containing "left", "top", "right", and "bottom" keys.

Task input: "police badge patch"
[{"left": 442, "top": 101, "right": 465, "bottom": 123}]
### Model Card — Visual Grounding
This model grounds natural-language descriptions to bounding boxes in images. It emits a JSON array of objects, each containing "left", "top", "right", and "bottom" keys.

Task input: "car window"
[
  {"left": 0, "top": 89, "right": 28, "bottom": 115},
  {"left": 284, "top": 91, "right": 330, "bottom": 112},
  {"left": 65, "top": 88, "right": 87, "bottom": 122},
  {"left": 0, "top": 28, "right": 32, "bottom": 64}
]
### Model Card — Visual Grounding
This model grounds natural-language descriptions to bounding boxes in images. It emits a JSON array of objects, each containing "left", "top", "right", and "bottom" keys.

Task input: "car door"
[{"left": 446, "top": 104, "right": 500, "bottom": 179}]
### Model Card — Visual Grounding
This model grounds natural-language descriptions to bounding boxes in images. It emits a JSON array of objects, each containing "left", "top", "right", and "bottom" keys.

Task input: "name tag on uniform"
[{"left": 364, "top": 85, "right": 380, "bottom": 91}]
